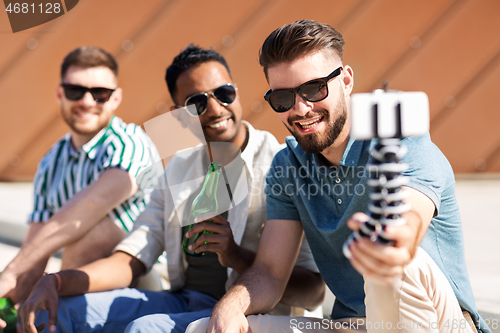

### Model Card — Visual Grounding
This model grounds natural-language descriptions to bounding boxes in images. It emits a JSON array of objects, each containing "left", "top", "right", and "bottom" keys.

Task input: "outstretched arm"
[
  {"left": 347, "top": 186, "right": 435, "bottom": 284},
  {"left": 0, "top": 168, "right": 137, "bottom": 304},
  {"left": 19, "top": 251, "right": 145, "bottom": 333}
]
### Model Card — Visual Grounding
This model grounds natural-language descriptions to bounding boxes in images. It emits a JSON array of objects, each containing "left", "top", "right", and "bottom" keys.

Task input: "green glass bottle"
[
  {"left": 182, "top": 162, "right": 221, "bottom": 256},
  {"left": 0, "top": 297, "right": 16, "bottom": 333}
]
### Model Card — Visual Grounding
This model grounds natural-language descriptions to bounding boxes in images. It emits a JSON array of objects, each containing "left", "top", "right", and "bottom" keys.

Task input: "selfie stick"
[{"left": 342, "top": 86, "right": 429, "bottom": 258}]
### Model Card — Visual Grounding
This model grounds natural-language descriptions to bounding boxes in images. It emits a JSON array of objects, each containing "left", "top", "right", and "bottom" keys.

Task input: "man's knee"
[
  {"left": 125, "top": 314, "right": 175, "bottom": 333},
  {"left": 185, "top": 317, "right": 210, "bottom": 333}
]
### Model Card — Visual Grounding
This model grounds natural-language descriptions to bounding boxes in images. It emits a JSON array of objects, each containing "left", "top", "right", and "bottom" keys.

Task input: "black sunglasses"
[
  {"left": 181, "top": 84, "right": 237, "bottom": 116},
  {"left": 264, "top": 67, "right": 343, "bottom": 113},
  {"left": 61, "top": 84, "right": 116, "bottom": 103}
]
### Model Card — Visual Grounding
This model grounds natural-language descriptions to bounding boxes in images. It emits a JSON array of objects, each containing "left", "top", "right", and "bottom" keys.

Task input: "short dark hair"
[
  {"left": 259, "top": 19, "right": 345, "bottom": 79},
  {"left": 165, "top": 44, "right": 231, "bottom": 103},
  {"left": 61, "top": 46, "right": 118, "bottom": 80}
]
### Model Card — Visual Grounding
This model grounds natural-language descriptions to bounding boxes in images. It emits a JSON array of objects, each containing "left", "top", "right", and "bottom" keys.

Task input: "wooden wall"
[{"left": 1, "top": 0, "right": 499, "bottom": 180}]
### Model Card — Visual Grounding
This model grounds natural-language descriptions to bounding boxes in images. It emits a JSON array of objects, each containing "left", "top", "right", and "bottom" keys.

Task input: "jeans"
[{"left": 35, "top": 288, "right": 217, "bottom": 333}]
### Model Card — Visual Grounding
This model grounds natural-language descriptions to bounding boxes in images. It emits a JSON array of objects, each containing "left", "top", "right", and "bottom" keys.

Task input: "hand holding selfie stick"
[{"left": 343, "top": 85, "right": 429, "bottom": 258}]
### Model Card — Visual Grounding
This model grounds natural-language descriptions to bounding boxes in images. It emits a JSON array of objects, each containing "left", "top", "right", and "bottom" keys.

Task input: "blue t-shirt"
[{"left": 265, "top": 133, "right": 484, "bottom": 330}]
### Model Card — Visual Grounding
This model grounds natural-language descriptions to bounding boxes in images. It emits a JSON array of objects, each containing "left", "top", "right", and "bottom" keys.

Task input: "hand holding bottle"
[
  {"left": 184, "top": 213, "right": 241, "bottom": 266},
  {"left": 185, "top": 213, "right": 257, "bottom": 274},
  {"left": 182, "top": 162, "right": 222, "bottom": 256}
]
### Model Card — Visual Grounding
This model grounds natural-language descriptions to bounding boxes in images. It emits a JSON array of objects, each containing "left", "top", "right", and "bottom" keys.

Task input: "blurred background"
[
  {"left": 0, "top": 0, "right": 499, "bottom": 326},
  {"left": 1, "top": 0, "right": 500, "bottom": 179}
]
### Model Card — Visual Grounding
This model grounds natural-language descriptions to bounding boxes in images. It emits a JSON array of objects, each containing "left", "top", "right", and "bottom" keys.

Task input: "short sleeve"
[
  {"left": 401, "top": 133, "right": 452, "bottom": 215},
  {"left": 265, "top": 150, "right": 301, "bottom": 221},
  {"left": 102, "top": 124, "right": 158, "bottom": 179}
]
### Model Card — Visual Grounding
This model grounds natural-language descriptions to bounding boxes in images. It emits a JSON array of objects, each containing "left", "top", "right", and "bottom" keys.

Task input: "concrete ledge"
[{"left": 0, "top": 220, "right": 28, "bottom": 247}]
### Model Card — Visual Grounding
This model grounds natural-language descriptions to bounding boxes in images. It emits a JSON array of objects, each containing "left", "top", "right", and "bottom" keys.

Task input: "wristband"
[{"left": 49, "top": 273, "right": 62, "bottom": 291}]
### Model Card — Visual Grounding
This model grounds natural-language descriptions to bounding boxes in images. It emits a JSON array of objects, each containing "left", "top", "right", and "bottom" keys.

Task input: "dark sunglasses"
[
  {"left": 181, "top": 84, "right": 237, "bottom": 116},
  {"left": 61, "top": 84, "right": 116, "bottom": 103},
  {"left": 264, "top": 67, "right": 343, "bottom": 113}
]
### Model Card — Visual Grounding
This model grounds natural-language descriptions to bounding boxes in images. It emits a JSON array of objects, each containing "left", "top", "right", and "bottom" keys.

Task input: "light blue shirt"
[{"left": 266, "top": 133, "right": 487, "bottom": 331}]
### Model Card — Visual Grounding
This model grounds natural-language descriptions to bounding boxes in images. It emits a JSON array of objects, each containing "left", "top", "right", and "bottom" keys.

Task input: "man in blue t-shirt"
[{"left": 189, "top": 20, "right": 489, "bottom": 333}]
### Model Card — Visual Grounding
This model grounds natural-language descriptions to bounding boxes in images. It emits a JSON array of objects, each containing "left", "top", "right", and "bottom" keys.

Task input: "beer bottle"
[
  {"left": 0, "top": 297, "right": 16, "bottom": 333},
  {"left": 182, "top": 162, "right": 221, "bottom": 256}
]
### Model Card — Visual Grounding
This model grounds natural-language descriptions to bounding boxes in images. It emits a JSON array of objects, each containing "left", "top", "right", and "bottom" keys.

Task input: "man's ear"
[
  {"left": 342, "top": 65, "right": 354, "bottom": 96},
  {"left": 109, "top": 87, "right": 123, "bottom": 110},
  {"left": 55, "top": 83, "right": 63, "bottom": 105},
  {"left": 170, "top": 105, "right": 188, "bottom": 128}
]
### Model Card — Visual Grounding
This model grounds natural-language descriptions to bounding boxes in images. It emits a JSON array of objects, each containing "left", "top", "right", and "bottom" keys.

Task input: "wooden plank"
[
  {"left": 1, "top": 118, "right": 67, "bottom": 181},
  {"left": 113, "top": 0, "right": 274, "bottom": 128},
  {"left": 341, "top": 0, "right": 457, "bottom": 93},
  {"left": 221, "top": 0, "right": 365, "bottom": 143},
  {"left": 2, "top": 0, "right": 500, "bottom": 178},
  {"left": 430, "top": 57, "right": 500, "bottom": 173},
  {"left": 387, "top": 0, "right": 500, "bottom": 119},
  {"left": 0, "top": 0, "right": 167, "bottom": 176}
]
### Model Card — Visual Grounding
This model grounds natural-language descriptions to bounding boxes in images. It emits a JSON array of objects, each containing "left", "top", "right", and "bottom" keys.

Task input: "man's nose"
[
  {"left": 80, "top": 91, "right": 97, "bottom": 106},
  {"left": 204, "top": 94, "right": 225, "bottom": 116},
  {"left": 291, "top": 93, "right": 314, "bottom": 116}
]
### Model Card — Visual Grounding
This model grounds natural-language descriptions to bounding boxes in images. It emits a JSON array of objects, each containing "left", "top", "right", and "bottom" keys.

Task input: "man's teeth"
[
  {"left": 209, "top": 119, "right": 228, "bottom": 128},
  {"left": 299, "top": 118, "right": 322, "bottom": 129}
]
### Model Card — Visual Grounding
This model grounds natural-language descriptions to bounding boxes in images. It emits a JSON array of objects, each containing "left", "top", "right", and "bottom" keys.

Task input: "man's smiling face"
[
  {"left": 267, "top": 50, "right": 351, "bottom": 154},
  {"left": 174, "top": 61, "right": 246, "bottom": 146}
]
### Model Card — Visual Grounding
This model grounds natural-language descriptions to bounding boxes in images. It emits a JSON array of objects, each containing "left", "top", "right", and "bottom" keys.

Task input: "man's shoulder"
[
  {"left": 272, "top": 136, "right": 306, "bottom": 163},
  {"left": 106, "top": 116, "right": 150, "bottom": 144},
  {"left": 37, "top": 134, "right": 70, "bottom": 170},
  {"left": 244, "top": 122, "right": 287, "bottom": 161},
  {"left": 402, "top": 133, "right": 452, "bottom": 170},
  {"left": 251, "top": 128, "right": 283, "bottom": 153}
]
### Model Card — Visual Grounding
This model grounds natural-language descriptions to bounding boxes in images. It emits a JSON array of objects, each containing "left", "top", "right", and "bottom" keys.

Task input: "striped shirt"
[{"left": 28, "top": 116, "right": 158, "bottom": 232}]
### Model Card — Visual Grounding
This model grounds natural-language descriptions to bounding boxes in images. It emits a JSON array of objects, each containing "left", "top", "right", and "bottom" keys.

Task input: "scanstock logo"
[{"left": 3, "top": 0, "right": 79, "bottom": 33}]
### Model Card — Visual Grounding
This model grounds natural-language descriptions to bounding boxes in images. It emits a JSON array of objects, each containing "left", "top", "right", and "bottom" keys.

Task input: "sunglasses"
[
  {"left": 264, "top": 67, "right": 343, "bottom": 113},
  {"left": 61, "top": 84, "right": 116, "bottom": 103},
  {"left": 182, "top": 84, "right": 237, "bottom": 116}
]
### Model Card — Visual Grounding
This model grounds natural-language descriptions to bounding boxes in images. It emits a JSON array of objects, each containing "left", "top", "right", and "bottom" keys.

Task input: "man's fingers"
[
  {"left": 0, "top": 318, "right": 6, "bottom": 329},
  {"left": 356, "top": 238, "right": 410, "bottom": 266},
  {"left": 47, "top": 299, "right": 58, "bottom": 332},
  {"left": 193, "top": 213, "right": 228, "bottom": 225},
  {"left": 349, "top": 241, "right": 404, "bottom": 276},
  {"left": 189, "top": 234, "right": 228, "bottom": 253},
  {"left": 346, "top": 212, "right": 369, "bottom": 231},
  {"left": 384, "top": 224, "right": 414, "bottom": 246},
  {"left": 24, "top": 310, "right": 38, "bottom": 333},
  {"left": 186, "top": 221, "right": 229, "bottom": 238},
  {"left": 349, "top": 248, "right": 398, "bottom": 285},
  {"left": 204, "top": 214, "right": 229, "bottom": 225}
]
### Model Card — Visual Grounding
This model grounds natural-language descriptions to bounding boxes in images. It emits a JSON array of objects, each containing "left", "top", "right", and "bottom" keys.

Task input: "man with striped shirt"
[{"left": 0, "top": 46, "right": 156, "bottom": 314}]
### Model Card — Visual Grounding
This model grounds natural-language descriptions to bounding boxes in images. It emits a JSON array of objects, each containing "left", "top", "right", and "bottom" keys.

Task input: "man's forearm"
[
  {"left": 280, "top": 268, "right": 325, "bottom": 311},
  {"left": 229, "top": 246, "right": 256, "bottom": 274},
  {"left": 6, "top": 212, "right": 104, "bottom": 278},
  {"left": 55, "top": 252, "right": 144, "bottom": 296},
  {"left": 7, "top": 168, "right": 137, "bottom": 278},
  {"left": 226, "top": 263, "right": 286, "bottom": 316}
]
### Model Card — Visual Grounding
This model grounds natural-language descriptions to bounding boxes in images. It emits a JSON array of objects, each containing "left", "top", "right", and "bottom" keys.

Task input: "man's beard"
[
  {"left": 61, "top": 106, "right": 107, "bottom": 136},
  {"left": 285, "top": 97, "right": 347, "bottom": 154}
]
